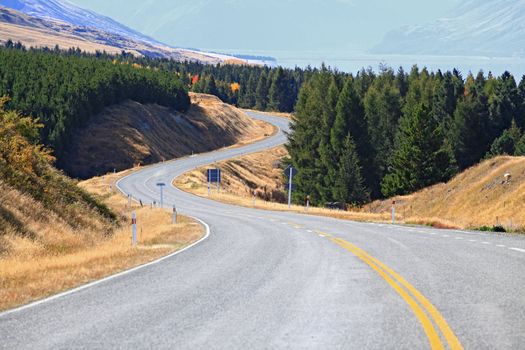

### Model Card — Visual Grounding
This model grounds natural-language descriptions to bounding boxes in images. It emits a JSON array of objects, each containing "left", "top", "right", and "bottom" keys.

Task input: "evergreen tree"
[
  {"left": 364, "top": 69, "right": 402, "bottom": 195},
  {"left": 333, "top": 135, "right": 369, "bottom": 205},
  {"left": 255, "top": 71, "right": 269, "bottom": 110},
  {"left": 204, "top": 75, "right": 219, "bottom": 97},
  {"left": 332, "top": 77, "right": 374, "bottom": 193},
  {"left": 487, "top": 120, "right": 522, "bottom": 156},
  {"left": 317, "top": 77, "right": 340, "bottom": 202},
  {"left": 267, "top": 67, "right": 292, "bottom": 112},
  {"left": 381, "top": 102, "right": 456, "bottom": 197},
  {"left": 451, "top": 81, "right": 491, "bottom": 169}
]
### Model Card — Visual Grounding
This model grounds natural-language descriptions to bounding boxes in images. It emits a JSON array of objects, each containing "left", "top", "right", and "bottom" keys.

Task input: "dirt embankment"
[{"left": 61, "top": 93, "right": 274, "bottom": 179}]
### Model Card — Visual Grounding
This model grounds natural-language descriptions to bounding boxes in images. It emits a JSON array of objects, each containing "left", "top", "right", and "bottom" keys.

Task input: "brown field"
[{"left": 0, "top": 171, "right": 204, "bottom": 312}]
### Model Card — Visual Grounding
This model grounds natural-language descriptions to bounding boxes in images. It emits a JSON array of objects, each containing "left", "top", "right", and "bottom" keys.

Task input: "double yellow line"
[{"left": 331, "top": 237, "right": 463, "bottom": 350}]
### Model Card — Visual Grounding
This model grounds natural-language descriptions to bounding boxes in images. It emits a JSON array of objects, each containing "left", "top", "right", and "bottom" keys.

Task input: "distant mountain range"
[
  {"left": 372, "top": 0, "right": 525, "bottom": 57},
  {"left": 0, "top": 0, "right": 269, "bottom": 64}
]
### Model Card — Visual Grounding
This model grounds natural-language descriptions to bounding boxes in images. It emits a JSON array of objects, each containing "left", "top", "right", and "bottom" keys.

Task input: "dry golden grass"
[
  {"left": 0, "top": 170, "right": 204, "bottom": 311},
  {"left": 364, "top": 156, "right": 525, "bottom": 231}
]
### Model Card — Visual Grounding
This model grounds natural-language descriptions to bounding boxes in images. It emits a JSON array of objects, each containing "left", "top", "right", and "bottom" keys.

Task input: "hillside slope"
[
  {"left": 0, "top": 4, "right": 252, "bottom": 64},
  {"left": 373, "top": 0, "right": 525, "bottom": 57},
  {"left": 365, "top": 156, "right": 525, "bottom": 230},
  {"left": 61, "top": 93, "right": 274, "bottom": 179}
]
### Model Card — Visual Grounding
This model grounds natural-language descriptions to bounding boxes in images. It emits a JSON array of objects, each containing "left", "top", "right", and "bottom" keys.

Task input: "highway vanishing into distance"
[{"left": 2, "top": 112, "right": 525, "bottom": 349}]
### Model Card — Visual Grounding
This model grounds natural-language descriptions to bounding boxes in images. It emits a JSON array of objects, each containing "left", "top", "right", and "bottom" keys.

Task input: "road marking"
[
  {"left": 481, "top": 242, "right": 491, "bottom": 245},
  {"left": 332, "top": 238, "right": 463, "bottom": 350},
  {"left": 468, "top": 239, "right": 477, "bottom": 242},
  {"left": 496, "top": 244, "right": 506, "bottom": 248},
  {"left": 454, "top": 237, "right": 463, "bottom": 240},
  {"left": 509, "top": 247, "right": 525, "bottom": 253},
  {"left": 442, "top": 235, "right": 450, "bottom": 238},
  {"left": 314, "top": 230, "right": 333, "bottom": 238},
  {"left": 306, "top": 230, "right": 313, "bottom": 233}
]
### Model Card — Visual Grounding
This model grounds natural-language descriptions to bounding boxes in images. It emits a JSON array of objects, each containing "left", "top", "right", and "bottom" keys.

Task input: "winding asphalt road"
[{"left": 2, "top": 112, "right": 525, "bottom": 349}]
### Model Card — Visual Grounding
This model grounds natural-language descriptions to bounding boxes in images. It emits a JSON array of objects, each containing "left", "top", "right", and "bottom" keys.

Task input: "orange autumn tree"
[{"left": 230, "top": 82, "right": 241, "bottom": 93}]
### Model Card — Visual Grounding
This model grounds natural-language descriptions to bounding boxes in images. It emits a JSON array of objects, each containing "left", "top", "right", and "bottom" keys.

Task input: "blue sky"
[{"left": 68, "top": 0, "right": 459, "bottom": 51}]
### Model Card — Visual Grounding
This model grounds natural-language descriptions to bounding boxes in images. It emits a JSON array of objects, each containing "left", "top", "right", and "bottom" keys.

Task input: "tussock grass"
[{"left": 0, "top": 171, "right": 204, "bottom": 311}]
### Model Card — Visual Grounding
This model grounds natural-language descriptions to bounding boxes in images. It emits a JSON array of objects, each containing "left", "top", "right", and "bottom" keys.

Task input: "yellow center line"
[
  {"left": 332, "top": 237, "right": 463, "bottom": 350},
  {"left": 314, "top": 230, "right": 333, "bottom": 238}
]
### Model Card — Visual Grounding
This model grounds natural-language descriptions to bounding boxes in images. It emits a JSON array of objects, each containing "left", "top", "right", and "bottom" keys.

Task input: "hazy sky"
[{"left": 68, "top": 0, "right": 460, "bottom": 52}]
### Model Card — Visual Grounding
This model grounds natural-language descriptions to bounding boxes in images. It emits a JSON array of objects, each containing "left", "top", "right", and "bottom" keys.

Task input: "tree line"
[
  {"left": 287, "top": 65, "right": 525, "bottom": 206},
  {"left": 0, "top": 43, "right": 190, "bottom": 159},
  {"left": 121, "top": 56, "right": 306, "bottom": 113}
]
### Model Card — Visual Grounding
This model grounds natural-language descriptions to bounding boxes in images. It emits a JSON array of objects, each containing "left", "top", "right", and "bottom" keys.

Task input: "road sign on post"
[
  {"left": 207, "top": 169, "right": 221, "bottom": 194},
  {"left": 156, "top": 183, "right": 166, "bottom": 208},
  {"left": 285, "top": 166, "right": 297, "bottom": 208}
]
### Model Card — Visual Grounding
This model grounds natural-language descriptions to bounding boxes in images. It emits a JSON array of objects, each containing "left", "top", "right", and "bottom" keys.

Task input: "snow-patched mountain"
[
  {"left": 372, "top": 0, "right": 525, "bottom": 57},
  {"left": 0, "top": 0, "right": 265, "bottom": 64},
  {"left": 0, "top": 0, "right": 161, "bottom": 45}
]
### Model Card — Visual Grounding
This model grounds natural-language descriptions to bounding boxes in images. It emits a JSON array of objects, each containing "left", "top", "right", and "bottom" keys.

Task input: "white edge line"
[
  {"left": 509, "top": 247, "right": 525, "bottom": 253},
  {"left": 0, "top": 216, "right": 211, "bottom": 318}
]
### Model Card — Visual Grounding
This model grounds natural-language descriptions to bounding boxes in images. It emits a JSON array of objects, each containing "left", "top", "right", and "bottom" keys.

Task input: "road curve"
[{"left": 2, "top": 112, "right": 525, "bottom": 349}]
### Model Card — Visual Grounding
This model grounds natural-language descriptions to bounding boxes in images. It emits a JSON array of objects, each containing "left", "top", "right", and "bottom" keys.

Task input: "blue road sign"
[
  {"left": 207, "top": 169, "right": 221, "bottom": 183},
  {"left": 284, "top": 165, "right": 298, "bottom": 179}
]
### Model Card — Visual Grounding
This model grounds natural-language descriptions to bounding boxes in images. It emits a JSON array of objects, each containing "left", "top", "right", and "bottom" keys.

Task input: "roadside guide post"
[
  {"left": 253, "top": 190, "right": 257, "bottom": 206},
  {"left": 172, "top": 205, "right": 178, "bottom": 224},
  {"left": 156, "top": 183, "right": 166, "bottom": 208},
  {"left": 392, "top": 200, "right": 396, "bottom": 224},
  {"left": 131, "top": 212, "right": 137, "bottom": 246},
  {"left": 306, "top": 195, "right": 310, "bottom": 212},
  {"left": 128, "top": 194, "right": 131, "bottom": 208},
  {"left": 285, "top": 166, "right": 297, "bottom": 209}
]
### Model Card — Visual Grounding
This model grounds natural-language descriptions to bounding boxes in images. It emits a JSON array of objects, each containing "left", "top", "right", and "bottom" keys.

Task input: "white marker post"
[
  {"left": 172, "top": 205, "right": 177, "bottom": 224},
  {"left": 128, "top": 194, "right": 131, "bottom": 208},
  {"left": 392, "top": 200, "right": 396, "bottom": 224},
  {"left": 288, "top": 167, "right": 294, "bottom": 209},
  {"left": 253, "top": 190, "right": 256, "bottom": 207},
  {"left": 131, "top": 212, "right": 137, "bottom": 246},
  {"left": 306, "top": 195, "right": 310, "bottom": 212}
]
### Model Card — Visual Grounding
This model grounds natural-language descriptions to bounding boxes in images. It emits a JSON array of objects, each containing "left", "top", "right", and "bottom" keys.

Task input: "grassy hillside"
[
  {"left": 0, "top": 99, "right": 116, "bottom": 245},
  {"left": 0, "top": 101, "right": 205, "bottom": 311},
  {"left": 61, "top": 93, "right": 274, "bottom": 178},
  {"left": 176, "top": 146, "right": 288, "bottom": 203},
  {"left": 364, "top": 156, "right": 525, "bottom": 231}
]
